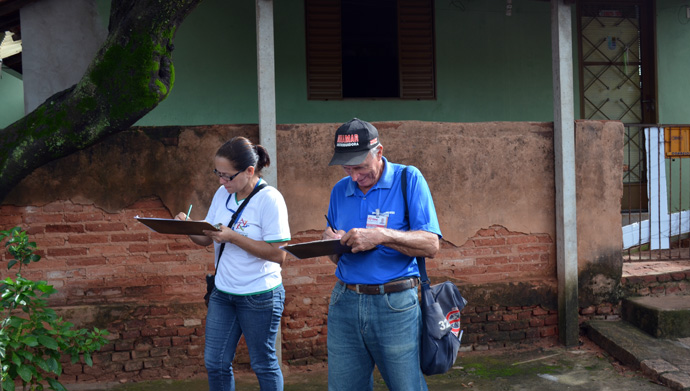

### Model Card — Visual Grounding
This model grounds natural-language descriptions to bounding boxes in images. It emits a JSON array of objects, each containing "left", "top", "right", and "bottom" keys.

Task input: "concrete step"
[
  {"left": 585, "top": 319, "right": 690, "bottom": 390},
  {"left": 623, "top": 296, "right": 690, "bottom": 339}
]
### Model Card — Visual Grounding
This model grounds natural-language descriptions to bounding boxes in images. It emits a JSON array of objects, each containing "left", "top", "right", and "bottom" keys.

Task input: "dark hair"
[{"left": 216, "top": 137, "right": 271, "bottom": 175}]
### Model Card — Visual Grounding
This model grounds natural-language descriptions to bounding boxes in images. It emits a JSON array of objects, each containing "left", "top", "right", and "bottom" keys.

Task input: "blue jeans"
[
  {"left": 327, "top": 282, "right": 428, "bottom": 391},
  {"left": 205, "top": 284, "right": 285, "bottom": 391}
]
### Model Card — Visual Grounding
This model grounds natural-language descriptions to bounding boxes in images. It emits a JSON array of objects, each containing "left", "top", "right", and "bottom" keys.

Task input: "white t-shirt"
[{"left": 204, "top": 180, "right": 290, "bottom": 295}]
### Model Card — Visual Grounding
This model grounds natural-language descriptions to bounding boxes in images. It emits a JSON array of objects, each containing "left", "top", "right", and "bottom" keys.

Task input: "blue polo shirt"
[{"left": 327, "top": 157, "right": 442, "bottom": 285}]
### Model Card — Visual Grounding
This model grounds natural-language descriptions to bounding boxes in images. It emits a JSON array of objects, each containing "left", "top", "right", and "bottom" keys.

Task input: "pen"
[
  {"left": 186, "top": 204, "right": 193, "bottom": 221},
  {"left": 324, "top": 214, "right": 337, "bottom": 233}
]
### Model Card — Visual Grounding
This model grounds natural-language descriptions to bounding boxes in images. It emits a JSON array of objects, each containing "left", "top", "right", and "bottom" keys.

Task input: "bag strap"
[
  {"left": 214, "top": 182, "right": 268, "bottom": 273},
  {"left": 401, "top": 166, "right": 430, "bottom": 284}
]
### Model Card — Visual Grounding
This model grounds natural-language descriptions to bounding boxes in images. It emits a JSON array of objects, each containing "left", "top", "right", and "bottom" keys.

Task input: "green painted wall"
[
  {"left": 656, "top": 0, "right": 690, "bottom": 124},
  {"left": 657, "top": 0, "right": 690, "bottom": 212},
  {"left": 138, "top": 0, "right": 562, "bottom": 126},
  {"left": 1, "top": 0, "right": 687, "bottom": 131},
  {"left": 0, "top": 71, "right": 24, "bottom": 129}
]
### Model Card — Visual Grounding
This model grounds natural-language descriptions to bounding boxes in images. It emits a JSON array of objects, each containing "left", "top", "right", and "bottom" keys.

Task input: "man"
[{"left": 322, "top": 118, "right": 442, "bottom": 391}]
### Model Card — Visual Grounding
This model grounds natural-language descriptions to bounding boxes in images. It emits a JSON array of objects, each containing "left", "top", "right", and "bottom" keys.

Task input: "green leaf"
[
  {"left": 38, "top": 335, "right": 58, "bottom": 350},
  {"left": 10, "top": 352, "right": 21, "bottom": 366},
  {"left": 6, "top": 260, "right": 16, "bottom": 270},
  {"left": 47, "top": 378, "right": 67, "bottom": 391},
  {"left": 35, "top": 357, "right": 50, "bottom": 373},
  {"left": 17, "top": 365, "right": 32, "bottom": 382},
  {"left": 84, "top": 352, "right": 93, "bottom": 366},
  {"left": 17, "top": 349, "right": 34, "bottom": 361},
  {"left": 46, "top": 357, "right": 59, "bottom": 375},
  {"left": 21, "top": 335, "right": 38, "bottom": 347},
  {"left": 2, "top": 378, "right": 15, "bottom": 391}
]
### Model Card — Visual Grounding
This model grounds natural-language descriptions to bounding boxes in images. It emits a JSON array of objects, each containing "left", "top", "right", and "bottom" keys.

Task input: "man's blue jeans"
[
  {"left": 205, "top": 285, "right": 285, "bottom": 391},
  {"left": 327, "top": 282, "right": 428, "bottom": 391}
]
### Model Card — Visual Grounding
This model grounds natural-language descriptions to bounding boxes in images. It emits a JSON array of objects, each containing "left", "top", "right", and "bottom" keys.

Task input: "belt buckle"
[{"left": 355, "top": 284, "right": 362, "bottom": 294}]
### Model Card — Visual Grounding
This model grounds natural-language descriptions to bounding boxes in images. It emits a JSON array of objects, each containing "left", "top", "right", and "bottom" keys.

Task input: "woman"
[{"left": 176, "top": 136, "right": 290, "bottom": 390}]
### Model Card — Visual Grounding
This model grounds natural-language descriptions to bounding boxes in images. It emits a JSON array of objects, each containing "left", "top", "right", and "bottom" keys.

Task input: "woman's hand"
[
  {"left": 203, "top": 225, "right": 238, "bottom": 244},
  {"left": 175, "top": 211, "right": 212, "bottom": 246}
]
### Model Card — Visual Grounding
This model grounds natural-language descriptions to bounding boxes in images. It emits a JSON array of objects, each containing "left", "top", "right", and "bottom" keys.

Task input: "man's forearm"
[{"left": 378, "top": 228, "right": 439, "bottom": 258}]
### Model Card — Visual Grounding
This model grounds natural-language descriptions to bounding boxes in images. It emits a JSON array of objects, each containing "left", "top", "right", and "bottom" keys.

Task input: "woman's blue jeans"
[
  {"left": 327, "top": 282, "right": 428, "bottom": 391},
  {"left": 205, "top": 285, "right": 285, "bottom": 391}
]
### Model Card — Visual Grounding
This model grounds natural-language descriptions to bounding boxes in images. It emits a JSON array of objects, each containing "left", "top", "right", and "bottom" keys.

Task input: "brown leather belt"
[{"left": 340, "top": 277, "right": 419, "bottom": 295}]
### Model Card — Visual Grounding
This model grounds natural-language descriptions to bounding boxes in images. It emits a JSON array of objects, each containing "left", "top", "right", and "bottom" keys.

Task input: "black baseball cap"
[{"left": 328, "top": 118, "right": 380, "bottom": 166}]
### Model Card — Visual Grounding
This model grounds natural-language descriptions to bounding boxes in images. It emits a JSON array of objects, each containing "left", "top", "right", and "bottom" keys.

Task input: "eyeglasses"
[{"left": 213, "top": 168, "right": 242, "bottom": 182}]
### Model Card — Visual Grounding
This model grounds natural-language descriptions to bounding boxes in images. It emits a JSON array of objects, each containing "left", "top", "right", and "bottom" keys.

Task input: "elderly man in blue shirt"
[{"left": 322, "top": 118, "right": 442, "bottom": 391}]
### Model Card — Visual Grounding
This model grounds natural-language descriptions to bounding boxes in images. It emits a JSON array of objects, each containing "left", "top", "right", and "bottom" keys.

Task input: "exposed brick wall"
[
  {"left": 576, "top": 270, "right": 690, "bottom": 330},
  {"left": 461, "top": 304, "right": 559, "bottom": 351},
  {"left": 428, "top": 225, "right": 555, "bottom": 284},
  {"left": 1, "top": 198, "right": 212, "bottom": 305},
  {"left": 57, "top": 304, "right": 208, "bottom": 383},
  {"left": 621, "top": 272, "right": 690, "bottom": 297},
  {"left": 1, "top": 199, "right": 562, "bottom": 382}
]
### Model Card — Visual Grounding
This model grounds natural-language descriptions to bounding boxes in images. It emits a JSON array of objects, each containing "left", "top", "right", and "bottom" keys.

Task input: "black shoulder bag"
[
  {"left": 401, "top": 166, "right": 467, "bottom": 376},
  {"left": 204, "top": 182, "right": 267, "bottom": 307}
]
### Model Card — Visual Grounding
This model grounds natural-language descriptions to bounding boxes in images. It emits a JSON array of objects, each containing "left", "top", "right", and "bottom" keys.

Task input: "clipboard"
[
  {"left": 135, "top": 216, "right": 221, "bottom": 235},
  {"left": 281, "top": 239, "right": 352, "bottom": 259}
]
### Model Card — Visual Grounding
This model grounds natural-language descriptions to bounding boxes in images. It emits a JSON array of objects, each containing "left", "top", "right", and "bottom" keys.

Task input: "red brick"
[
  {"left": 64, "top": 212, "right": 106, "bottom": 223},
  {"left": 47, "top": 247, "right": 88, "bottom": 257},
  {"left": 517, "top": 311, "right": 532, "bottom": 320},
  {"left": 529, "top": 318, "right": 544, "bottom": 327},
  {"left": 517, "top": 244, "right": 551, "bottom": 253},
  {"left": 124, "top": 360, "right": 144, "bottom": 372},
  {"left": 506, "top": 236, "right": 538, "bottom": 245},
  {"left": 150, "top": 254, "right": 187, "bottom": 263},
  {"left": 111, "top": 233, "right": 149, "bottom": 242},
  {"left": 544, "top": 315, "right": 558, "bottom": 326},
  {"left": 111, "top": 352, "right": 130, "bottom": 362},
  {"left": 150, "top": 307, "right": 169, "bottom": 316},
  {"left": 474, "top": 237, "right": 506, "bottom": 247},
  {"left": 85, "top": 222, "right": 126, "bottom": 232},
  {"left": 487, "top": 314, "right": 501, "bottom": 322},
  {"left": 580, "top": 306, "right": 596, "bottom": 315},
  {"left": 45, "top": 224, "right": 85, "bottom": 233},
  {"left": 89, "top": 245, "right": 129, "bottom": 255},
  {"left": 540, "top": 326, "right": 558, "bottom": 337},
  {"left": 25, "top": 214, "right": 65, "bottom": 224},
  {"left": 65, "top": 256, "right": 107, "bottom": 266},
  {"left": 671, "top": 272, "right": 687, "bottom": 281},
  {"left": 476, "top": 256, "right": 511, "bottom": 265},
  {"left": 67, "top": 234, "right": 109, "bottom": 244}
]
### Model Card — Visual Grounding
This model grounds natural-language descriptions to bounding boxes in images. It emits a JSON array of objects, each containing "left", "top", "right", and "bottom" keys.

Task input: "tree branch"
[{"left": 0, "top": 0, "right": 203, "bottom": 202}]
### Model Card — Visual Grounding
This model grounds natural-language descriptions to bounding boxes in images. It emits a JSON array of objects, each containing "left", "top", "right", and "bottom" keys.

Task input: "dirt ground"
[{"left": 69, "top": 337, "right": 668, "bottom": 391}]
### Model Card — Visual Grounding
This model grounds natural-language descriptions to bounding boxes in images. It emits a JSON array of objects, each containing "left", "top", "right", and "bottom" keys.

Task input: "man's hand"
[
  {"left": 322, "top": 227, "right": 344, "bottom": 241},
  {"left": 322, "top": 227, "right": 345, "bottom": 264},
  {"left": 341, "top": 228, "right": 382, "bottom": 253},
  {"left": 342, "top": 228, "right": 439, "bottom": 258}
]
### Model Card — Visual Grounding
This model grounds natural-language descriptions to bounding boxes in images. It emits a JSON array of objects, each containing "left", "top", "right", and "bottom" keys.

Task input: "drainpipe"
[
  {"left": 256, "top": 0, "right": 282, "bottom": 365},
  {"left": 551, "top": 0, "right": 579, "bottom": 347}
]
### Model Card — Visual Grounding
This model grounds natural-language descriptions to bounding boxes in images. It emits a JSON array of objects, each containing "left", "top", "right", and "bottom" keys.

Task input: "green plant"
[{"left": 0, "top": 227, "right": 109, "bottom": 391}]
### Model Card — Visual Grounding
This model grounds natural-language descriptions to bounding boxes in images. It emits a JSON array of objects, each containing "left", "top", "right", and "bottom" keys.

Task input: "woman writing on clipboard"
[{"left": 175, "top": 136, "right": 291, "bottom": 391}]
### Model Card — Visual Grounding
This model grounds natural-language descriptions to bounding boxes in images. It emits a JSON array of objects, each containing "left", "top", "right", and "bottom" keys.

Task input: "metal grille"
[
  {"left": 581, "top": 5, "right": 642, "bottom": 123},
  {"left": 622, "top": 125, "right": 690, "bottom": 262}
]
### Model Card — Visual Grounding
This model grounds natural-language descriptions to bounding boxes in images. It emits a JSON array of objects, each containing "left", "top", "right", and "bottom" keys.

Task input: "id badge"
[{"left": 366, "top": 213, "right": 388, "bottom": 229}]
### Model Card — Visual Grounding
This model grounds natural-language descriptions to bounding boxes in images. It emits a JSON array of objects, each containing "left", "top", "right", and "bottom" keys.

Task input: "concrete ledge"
[
  {"left": 623, "top": 296, "right": 690, "bottom": 339},
  {"left": 586, "top": 320, "right": 690, "bottom": 390}
]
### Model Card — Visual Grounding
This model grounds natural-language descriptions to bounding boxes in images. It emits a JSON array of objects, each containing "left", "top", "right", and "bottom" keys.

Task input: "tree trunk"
[{"left": 0, "top": 0, "right": 203, "bottom": 202}]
